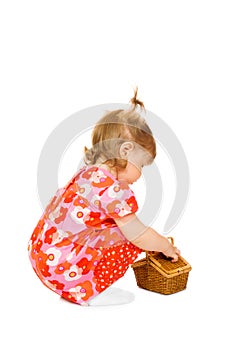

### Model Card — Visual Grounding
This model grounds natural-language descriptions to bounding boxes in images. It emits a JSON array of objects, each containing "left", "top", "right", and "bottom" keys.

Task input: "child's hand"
[{"left": 162, "top": 242, "right": 181, "bottom": 262}]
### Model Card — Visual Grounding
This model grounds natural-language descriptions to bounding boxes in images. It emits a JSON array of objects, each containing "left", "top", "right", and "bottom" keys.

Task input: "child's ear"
[{"left": 119, "top": 142, "right": 134, "bottom": 158}]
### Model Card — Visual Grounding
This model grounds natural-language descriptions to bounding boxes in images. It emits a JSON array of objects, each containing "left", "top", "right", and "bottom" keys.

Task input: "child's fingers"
[
  {"left": 171, "top": 255, "right": 179, "bottom": 262},
  {"left": 171, "top": 247, "right": 181, "bottom": 262},
  {"left": 163, "top": 245, "right": 181, "bottom": 262}
]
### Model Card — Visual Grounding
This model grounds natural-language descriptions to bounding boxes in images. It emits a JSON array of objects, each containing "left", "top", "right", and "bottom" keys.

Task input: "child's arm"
[{"left": 114, "top": 213, "right": 180, "bottom": 262}]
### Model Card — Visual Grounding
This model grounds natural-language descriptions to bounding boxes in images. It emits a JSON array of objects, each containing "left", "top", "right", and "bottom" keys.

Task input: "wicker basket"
[{"left": 132, "top": 238, "right": 192, "bottom": 295}]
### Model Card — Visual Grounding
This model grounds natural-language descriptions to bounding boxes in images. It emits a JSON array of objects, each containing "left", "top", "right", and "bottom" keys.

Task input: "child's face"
[{"left": 118, "top": 147, "right": 152, "bottom": 184}]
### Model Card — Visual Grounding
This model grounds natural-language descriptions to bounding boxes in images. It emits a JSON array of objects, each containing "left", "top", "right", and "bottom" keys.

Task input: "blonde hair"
[{"left": 84, "top": 88, "right": 156, "bottom": 170}]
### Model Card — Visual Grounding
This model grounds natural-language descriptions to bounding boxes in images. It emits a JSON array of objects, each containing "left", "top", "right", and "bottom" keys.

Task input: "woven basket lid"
[{"left": 147, "top": 252, "right": 192, "bottom": 277}]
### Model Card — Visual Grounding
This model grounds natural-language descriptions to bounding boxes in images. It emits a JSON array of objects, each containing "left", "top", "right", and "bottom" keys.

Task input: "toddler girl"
[{"left": 28, "top": 89, "right": 180, "bottom": 306}]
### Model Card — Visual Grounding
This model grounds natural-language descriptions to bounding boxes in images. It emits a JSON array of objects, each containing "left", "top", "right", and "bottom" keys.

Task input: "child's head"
[{"left": 84, "top": 88, "right": 156, "bottom": 184}]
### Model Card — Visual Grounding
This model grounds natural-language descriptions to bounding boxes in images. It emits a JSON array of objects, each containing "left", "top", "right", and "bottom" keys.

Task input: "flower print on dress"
[
  {"left": 70, "top": 241, "right": 84, "bottom": 256},
  {"left": 55, "top": 235, "right": 73, "bottom": 248},
  {"left": 75, "top": 227, "right": 104, "bottom": 249},
  {"left": 52, "top": 229, "right": 69, "bottom": 245},
  {"left": 106, "top": 180, "right": 130, "bottom": 199},
  {"left": 106, "top": 199, "right": 132, "bottom": 218},
  {"left": 84, "top": 211, "right": 101, "bottom": 227},
  {"left": 67, "top": 280, "right": 94, "bottom": 304},
  {"left": 65, "top": 250, "right": 75, "bottom": 262},
  {"left": 45, "top": 247, "right": 62, "bottom": 266},
  {"left": 63, "top": 183, "right": 79, "bottom": 203},
  {"left": 61, "top": 291, "right": 77, "bottom": 303},
  {"left": 100, "top": 228, "right": 125, "bottom": 247},
  {"left": 91, "top": 169, "right": 107, "bottom": 183},
  {"left": 35, "top": 250, "right": 51, "bottom": 278},
  {"left": 77, "top": 257, "right": 93, "bottom": 275},
  {"left": 44, "top": 228, "right": 71, "bottom": 246},
  {"left": 45, "top": 279, "right": 65, "bottom": 291},
  {"left": 90, "top": 194, "right": 102, "bottom": 209},
  {"left": 45, "top": 188, "right": 65, "bottom": 218},
  {"left": 77, "top": 183, "right": 92, "bottom": 197},
  {"left": 44, "top": 226, "right": 57, "bottom": 244},
  {"left": 34, "top": 239, "right": 43, "bottom": 253},
  {"left": 126, "top": 196, "right": 138, "bottom": 213},
  {"left": 68, "top": 286, "right": 86, "bottom": 303},
  {"left": 49, "top": 205, "right": 68, "bottom": 224},
  {"left": 39, "top": 264, "right": 51, "bottom": 278},
  {"left": 31, "top": 241, "right": 44, "bottom": 261},
  {"left": 28, "top": 165, "right": 141, "bottom": 306},
  {"left": 64, "top": 264, "right": 83, "bottom": 281},
  {"left": 73, "top": 195, "right": 90, "bottom": 208},
  {"left": 30, "top": 219, "right": 47, "bottom": 245},
  {"left": 78, "top": 280, "right": 94, "bottom": 301},
  {"left": 82, "top": 166, "right": 98, "bottom": 180},
  {"left": 91, "top": 169, "right": 114, "bottom": 188},
  {"left": 107, "top": 184, "right": 124, "bottom": 199},
  {"left": 54, "top": 261, "right": 72, "bottom": 275},
  {"left": 85, "top": 246, "right": 101, "bottom": 261},
  {"left": 70, "top": 206, "right": 90, "bottom": 224}
]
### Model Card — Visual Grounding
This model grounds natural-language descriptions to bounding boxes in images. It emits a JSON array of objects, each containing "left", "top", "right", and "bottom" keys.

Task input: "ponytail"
[{"left": 130, "top": 86, "right": 145, "bottom": 110}]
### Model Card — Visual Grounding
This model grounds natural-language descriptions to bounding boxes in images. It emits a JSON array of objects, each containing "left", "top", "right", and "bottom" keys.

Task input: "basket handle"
[{"left": 146, "top": 237, "right": 174, "bottom": 260}]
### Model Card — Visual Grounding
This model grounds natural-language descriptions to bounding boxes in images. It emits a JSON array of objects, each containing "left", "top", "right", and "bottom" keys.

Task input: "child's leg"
[
  {"left": 88, "top": 286, "right": 134, "bottom": 306},
  {"left": 90, "top": 242, "right": 141, "bottom": 306}
]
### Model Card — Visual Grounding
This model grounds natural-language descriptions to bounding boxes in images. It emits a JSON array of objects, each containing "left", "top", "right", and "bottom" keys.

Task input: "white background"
[{"left": 1, "top": 1, "right": 226, "bottom": 349}]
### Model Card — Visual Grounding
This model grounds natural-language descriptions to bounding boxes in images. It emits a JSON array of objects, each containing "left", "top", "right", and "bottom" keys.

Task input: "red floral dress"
[{"left": 28, "top": 165, "right": 142, "bottom": 305}]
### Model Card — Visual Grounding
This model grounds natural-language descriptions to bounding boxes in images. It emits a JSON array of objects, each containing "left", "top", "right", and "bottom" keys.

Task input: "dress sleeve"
[{"left": 99, "top": 180, "right": 139, "bottom": 219}]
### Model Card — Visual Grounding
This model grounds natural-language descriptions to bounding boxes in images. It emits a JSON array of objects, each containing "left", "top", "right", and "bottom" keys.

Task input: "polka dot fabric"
[
  {"left": 28, "top": 165, "right": 142, "bottom": 305},
  {"left": 94, "top": 242, "right": 142, "bottom": 293}
]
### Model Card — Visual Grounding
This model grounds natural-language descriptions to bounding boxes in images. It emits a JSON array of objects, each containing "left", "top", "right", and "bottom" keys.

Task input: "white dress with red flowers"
[{"left": 28, "top": 165, "right": 142, "bottom": 305}]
